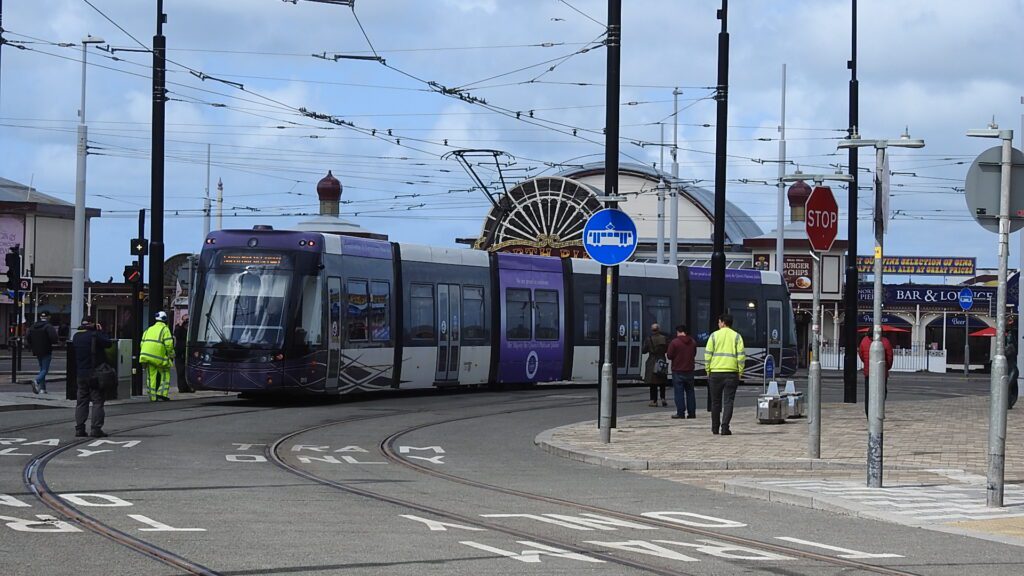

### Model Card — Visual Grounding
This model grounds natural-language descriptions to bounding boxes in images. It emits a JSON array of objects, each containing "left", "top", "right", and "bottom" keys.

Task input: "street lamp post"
[
  {"left": 838, "top": 130, "right": 925, "bottom": 488},
  {"left": 966, "top": 125, "right": 1015, "bottom": 507},
  {"left": 72, "top": 35, "right": 105, "bottom": 330}
]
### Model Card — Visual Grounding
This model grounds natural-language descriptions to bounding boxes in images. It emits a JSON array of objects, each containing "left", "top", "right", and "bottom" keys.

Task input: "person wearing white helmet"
[{"left": 140, "top": 311, "right": 175, "bottom": 401}]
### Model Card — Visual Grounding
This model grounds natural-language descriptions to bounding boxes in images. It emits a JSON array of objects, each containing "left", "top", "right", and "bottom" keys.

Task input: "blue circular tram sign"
[
  {"left": 583, "top": 208, "right": 638, "bottom": 266},
  {"left": 958, "top": 288, "right": 973, "bottom": 311}
]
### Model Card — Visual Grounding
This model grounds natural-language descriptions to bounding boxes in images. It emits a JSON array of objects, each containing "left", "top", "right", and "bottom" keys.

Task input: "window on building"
[
  {"left": 535, "top": 290, "right": 559, "bottom": 341},
  {"left": 506, "top": 288, "right": 532, "bottom": 340},
  {"left": 410, "top": 283, "right": 434, "bottom": 340}
]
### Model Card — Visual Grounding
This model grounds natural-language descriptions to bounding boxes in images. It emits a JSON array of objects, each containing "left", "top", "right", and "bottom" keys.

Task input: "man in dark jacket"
[
  {"left": 173, "top": 315, "right": 194, "bottom": 393},
  {"left": 71, "top": 316, "right": 112, "bottom": 438},
  {"left": 26, "top": 312, "right": 58, "bottom": 394},
  {"left": 666, "top": 324, "right": 697, "bottom": 419}
]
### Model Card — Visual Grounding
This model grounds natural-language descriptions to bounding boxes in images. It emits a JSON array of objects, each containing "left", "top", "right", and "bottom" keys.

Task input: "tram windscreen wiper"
[{"left": 204, "top": 291, "right": 232, "bottom": 344}]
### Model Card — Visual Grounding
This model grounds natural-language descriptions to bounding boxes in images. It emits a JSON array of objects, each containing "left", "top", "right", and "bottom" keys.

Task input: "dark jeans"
[
  {"left": 649, "top": 381, "right": 666, "bottom": 402},
  {"left": 672, "top": 371, "right": 696, "bottom": 417},
  {"left": 708, "top": 372, "right": 740, "bottom": 432},
  {"left": 863, "top": 375, "right": 889, "bottom": 417},
  {"left": 75, "top": 376, "right": 105, "bottom": 434},
  {"left": 34, "top": 354, "right": 52, "bottom": 388}
]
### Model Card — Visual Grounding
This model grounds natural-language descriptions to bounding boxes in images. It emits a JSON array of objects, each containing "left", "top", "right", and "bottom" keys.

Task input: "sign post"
[
  {"left": 585, "top": 208, "right": 638, "bottom": 444},
  {"left": 959, "top": 287, "right": 973, "bottom": 378},
  {"left": 965, "top": 127, "right": 1022, "bottom": 507},
  {"left": 805, "top": 185, "right": 839, "bottom": 459}
]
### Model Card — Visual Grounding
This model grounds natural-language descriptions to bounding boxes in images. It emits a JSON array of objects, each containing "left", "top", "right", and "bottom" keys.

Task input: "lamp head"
[{"left": 82, "top": 35, "right": 105, "bottom": 45}]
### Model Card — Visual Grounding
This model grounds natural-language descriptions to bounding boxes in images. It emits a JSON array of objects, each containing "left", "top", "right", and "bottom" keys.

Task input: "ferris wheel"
[{"left": 475, "top": 176, "right": 603, "bottom": 251}]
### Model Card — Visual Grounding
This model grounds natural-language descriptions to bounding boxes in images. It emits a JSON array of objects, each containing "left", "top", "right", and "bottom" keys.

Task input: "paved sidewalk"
[{"left": 537, "top": 394, "right": 1024, "bottom": 546}]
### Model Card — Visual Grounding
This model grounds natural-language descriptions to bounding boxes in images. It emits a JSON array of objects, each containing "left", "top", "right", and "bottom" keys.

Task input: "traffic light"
[
  {"left": 5, "top": 245, "right": 21, "bottom": 291},
  {"left": 130, "top": 238, "right": 149, "bottom": 256},
  {"left": 123, "top": 263, "right": 142, "bottom": 284}
]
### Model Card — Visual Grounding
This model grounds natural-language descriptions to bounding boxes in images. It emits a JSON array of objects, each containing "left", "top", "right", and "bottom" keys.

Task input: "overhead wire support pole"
[
  {"left": 670, "top": 87, "right": 680, "bottom": 266},
  {"left": 657, "top": 123, "right": 665, "bottom": 264},
  {"left": 843, "top": 0, "right": 860, "bottom": 404},
  {"left": 776, "top": 64, "right": 787, "bottom": 274},
  {"left": 710, "top": 0, "right": 730, "bottom": 330},
  {"left": 203, "top": 143, "right": 211, "bottom": 240},
  {"left": 149, "top": 0, "right": 167, "bottom": 315},
  {"left": 599, "top": 0, "right": 622, "bottom": 444},
  {"left": 839, "top": 129, "right": 925, "bottom": 488}
]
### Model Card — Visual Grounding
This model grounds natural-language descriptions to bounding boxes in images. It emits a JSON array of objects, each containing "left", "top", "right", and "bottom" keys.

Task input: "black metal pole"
[
  {"left": 149, "top": 1, "right": 166, "bottom": 315},
  {"left": 1, "top": 0, "right": 6, "bottom": 112},
  {"left": 598, "top": 0, "right": 622, "bottom": 439},
  {"left": 133, "top": 209, "right": 145, "bottom": 397},
  {"left": 710, "top": 0, "right": 729, "bottom": 330},
  {"left": 843, "top": 0, "right": 860, "bottom": 403}
]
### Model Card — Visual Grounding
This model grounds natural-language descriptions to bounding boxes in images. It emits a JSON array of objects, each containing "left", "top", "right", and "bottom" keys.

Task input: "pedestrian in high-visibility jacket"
[
  {"left": 141, "top": 311, "right": 175, "bottom": 401},
  {"left": 704, "top": 313, "right": 745, "bottom": 436}
]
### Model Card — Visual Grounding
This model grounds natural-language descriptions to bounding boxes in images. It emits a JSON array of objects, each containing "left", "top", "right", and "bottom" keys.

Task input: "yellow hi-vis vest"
[
  {"left": 140, "top": 322, "right": 174, "bottom": 366},
  {"left": 704, "top": 326, "right": 745, "bottom": 376}
]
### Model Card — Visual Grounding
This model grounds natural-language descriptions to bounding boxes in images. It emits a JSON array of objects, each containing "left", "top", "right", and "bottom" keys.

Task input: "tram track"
[
  {"left": 21, "top": 405, "right": 280, "bottom": 576},
  {"left": 272, "top": 399, "right": 922, "bottom": 575},
  {"left": 17, "top": 388, "right": 591, "bottom": 576},
  {"left": 377, "top": 412, "right": 924, "bottom": 575}
]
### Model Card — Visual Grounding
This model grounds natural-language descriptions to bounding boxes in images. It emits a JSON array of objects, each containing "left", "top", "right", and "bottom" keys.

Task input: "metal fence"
[{"left": 820, "top": 344, "right": 941, "bottom": 373}]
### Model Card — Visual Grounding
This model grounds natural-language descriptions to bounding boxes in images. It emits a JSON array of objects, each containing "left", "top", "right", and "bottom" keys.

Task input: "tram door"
[
  {"left": 767, "top": 299, "right": 783, "bottom": 368},
  {"left": 616, "top": 293, "right": 643, "bottom": 378},
  {"left": 435, "top": 284, "right": 461, "bottom": 382},
  {"left": 327, "top": 277, "right": 342, "bottom": 390}
]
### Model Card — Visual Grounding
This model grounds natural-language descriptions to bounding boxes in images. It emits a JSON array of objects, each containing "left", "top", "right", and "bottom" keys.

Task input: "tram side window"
[
  {"left": 370, "top": 281, "right": 390, "bottom": 342},
  {"left": 695, "top": 298, "right": 711, "bottom": 345},
  {"left": 506, "top": 288, "right": 532, "bottom": 341},
  {"left": 346, "top": 279, "right": 369, "bottom": 342},
  {"left": 583, "top": 293, "right": 600, "bottom": 343},
  {"left": 646, "top": 296, "right": 672, "bottom": 332},
  {"left": 297, "top": 276, "right": 323, "bottom": 348},
  {"left": 728, "top": 299, "right": 758, "bottom": 343},
  {"left": 410, "top": 283, "right": 434, "bottom": 341},
  {"left": 462, "top": 286, "right": 486, "bottom": 342},
  {"left": 535, "top": 290, "right": 559, "bottom": 341}
]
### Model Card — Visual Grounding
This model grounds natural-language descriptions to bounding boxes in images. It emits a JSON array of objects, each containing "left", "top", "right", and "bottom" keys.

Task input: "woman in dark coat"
[{"left": 642, "top": 323, "right": 669, "bottom": 407}]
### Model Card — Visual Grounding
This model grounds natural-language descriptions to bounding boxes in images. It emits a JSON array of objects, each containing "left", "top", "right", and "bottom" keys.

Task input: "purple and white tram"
[{"left": 187, "top": 227, "right": 796, "bottom": 395}]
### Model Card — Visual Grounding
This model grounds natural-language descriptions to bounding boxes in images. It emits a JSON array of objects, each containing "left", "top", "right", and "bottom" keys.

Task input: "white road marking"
[
  {"left": 128, "top": 514, "right": 205, "bottom": 532},
  {"left": 400, "top": 515, "right": 485, "bottom": 532},
  {"left": 60, "top": 493, "right": 133, "bottom": 507},
  {"left": 460, "top": 540, "right": 604, "bottom": 564},
  {"left": 775, "top": 537, "right": 903, "bottom": 559}
]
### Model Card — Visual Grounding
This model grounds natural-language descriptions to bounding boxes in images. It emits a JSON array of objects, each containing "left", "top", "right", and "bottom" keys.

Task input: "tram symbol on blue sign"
[
  {"left": 583, "top": 208, "right": 638, "bottom": 266},
  {"left": 958, "top": 288, "right": 974, "bottom": 311},
  {"left": 764, "top": 355, "right": 775, "bottom": 380}
]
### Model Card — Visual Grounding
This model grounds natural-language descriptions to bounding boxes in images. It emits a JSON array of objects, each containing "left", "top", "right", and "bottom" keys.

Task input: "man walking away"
[
  {"left": 173, "top": 314, "right": 194, "bottom": 393},
  {"left": 642, "top": 323, "right": 669, "bottom": 407},
  {"left": 667, "top": 324, "right": 697, "bottom": 419},
  {"left": 705, "top": 314, "right": 745, "bottom": 435},
  {"left": 141, "top": 311, "right": 175, "bottom": 401},
  {"left": 858, "top": 333, "right": 893, "bottom": 417},
  {"left": 71, "top": 316, "right": 111, "bottom": 437},
  {"left": 27, "top": 312, "right": 58, "bottom": 394}
]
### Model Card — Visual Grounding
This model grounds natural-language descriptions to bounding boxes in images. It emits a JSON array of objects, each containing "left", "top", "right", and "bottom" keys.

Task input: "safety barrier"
[{"left": 819, "top": 345, "right": 946, "bottom": 373}]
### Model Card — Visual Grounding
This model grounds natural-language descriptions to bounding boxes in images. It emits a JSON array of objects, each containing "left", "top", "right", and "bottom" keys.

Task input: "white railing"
[{"left": 820, "top": 345, "right": 946, "bottom": 373}]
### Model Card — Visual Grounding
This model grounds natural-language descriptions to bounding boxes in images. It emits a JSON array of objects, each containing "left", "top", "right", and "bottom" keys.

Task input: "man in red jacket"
[
  {"left": 666, "top": 324, "right": 697, "bottom": 419},
  {"left": 858, "top": 334, "right": 894, "bottom": 417}
]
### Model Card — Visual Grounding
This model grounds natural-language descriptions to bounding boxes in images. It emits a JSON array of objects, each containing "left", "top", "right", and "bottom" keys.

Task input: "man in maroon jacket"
[
  {"left": 858, "top": 334, "right": 894, "bottom": 417},
  {"left": 666, "top": 324, "right": 697, "bottom": 419}
]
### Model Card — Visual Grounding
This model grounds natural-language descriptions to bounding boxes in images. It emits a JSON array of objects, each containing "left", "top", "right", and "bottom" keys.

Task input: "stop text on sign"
[{"left": 804, "top": 186, "right": 839, "bottom": 252}]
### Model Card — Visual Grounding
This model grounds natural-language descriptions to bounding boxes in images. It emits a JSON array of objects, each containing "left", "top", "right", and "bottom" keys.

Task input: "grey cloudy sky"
[{"left": 1, "top": 0, "right": 1022, "bottom": 281}]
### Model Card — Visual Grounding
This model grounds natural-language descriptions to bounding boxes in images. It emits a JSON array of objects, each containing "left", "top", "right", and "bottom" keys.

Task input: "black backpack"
[{"left": 28, "top": 322, "right": 54, "bottom": 357}]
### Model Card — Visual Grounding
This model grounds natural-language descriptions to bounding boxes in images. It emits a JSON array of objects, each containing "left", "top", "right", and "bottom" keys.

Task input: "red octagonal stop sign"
[{"left": 805, "top": 186, "right": 839, "bottom": 252}]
